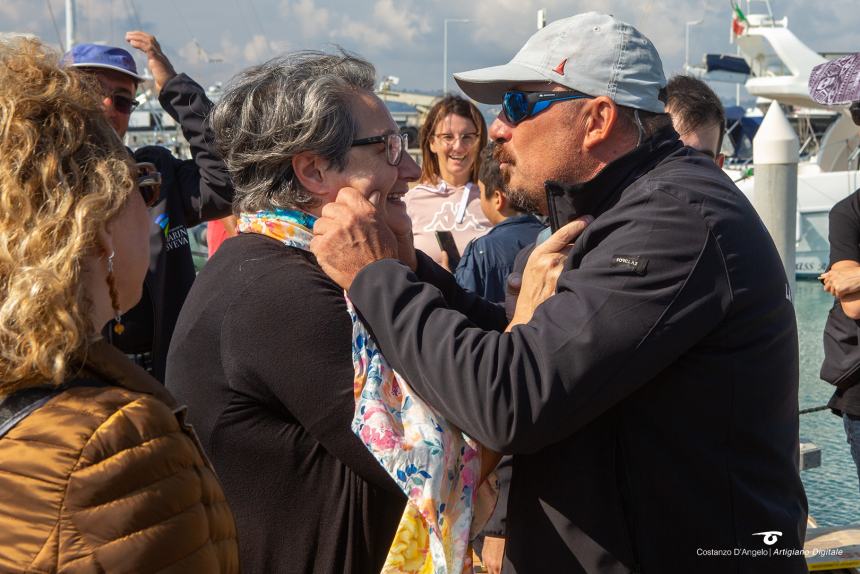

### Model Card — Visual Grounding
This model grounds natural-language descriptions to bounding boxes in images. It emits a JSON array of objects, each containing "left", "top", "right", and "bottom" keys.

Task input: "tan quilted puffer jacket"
[{"left": 0, "top": 341, "right": 239, "bottom": 573}]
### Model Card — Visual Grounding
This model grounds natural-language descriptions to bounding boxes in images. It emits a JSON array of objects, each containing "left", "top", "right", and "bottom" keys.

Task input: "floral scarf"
[{"left": 238, "top": 209, "right": 497, "bottom": 574}]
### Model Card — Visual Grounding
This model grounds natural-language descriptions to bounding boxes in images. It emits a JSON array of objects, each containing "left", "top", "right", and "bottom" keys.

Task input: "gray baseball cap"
[{"left": 454, "top": 12, "right": 667, "bottom": 113}]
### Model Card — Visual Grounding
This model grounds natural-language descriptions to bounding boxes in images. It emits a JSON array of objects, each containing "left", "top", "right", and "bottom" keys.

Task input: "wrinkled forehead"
[{"left": 350, "top": 90, "right": 398, "bottom": 137}]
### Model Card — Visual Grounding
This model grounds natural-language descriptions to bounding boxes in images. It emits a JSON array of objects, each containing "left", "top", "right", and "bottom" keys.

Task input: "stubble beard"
[
  {"left": 496, "top": 146, "right": 546, "bottom": 215},
  {"left": 504, "top": 178, "right": 545, "bottom": 215}
]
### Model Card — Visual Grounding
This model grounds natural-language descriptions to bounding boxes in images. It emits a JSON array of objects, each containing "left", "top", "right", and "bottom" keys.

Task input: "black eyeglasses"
[
  {"left": 351, "top": 132, "right": 409, "bottom": 166},
  {"left": 136, "top": 162, "right": 161, "bottom": 207},
  {"left": 108, "top": 93, "right": 139, "bottom": 115},
  {"left": 502, "top": 89, "right": 593, "bottom": 125}
]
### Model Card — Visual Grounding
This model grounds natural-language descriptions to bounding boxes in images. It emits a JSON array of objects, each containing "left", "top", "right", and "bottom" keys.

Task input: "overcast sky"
[{"left": 3, "top": 0, "right": 858, "bottom": 102}]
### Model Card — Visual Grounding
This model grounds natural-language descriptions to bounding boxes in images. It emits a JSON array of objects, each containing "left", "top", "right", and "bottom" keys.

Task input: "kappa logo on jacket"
[{"left": 422, "top": 202, "right": 487, "bottom": 233}]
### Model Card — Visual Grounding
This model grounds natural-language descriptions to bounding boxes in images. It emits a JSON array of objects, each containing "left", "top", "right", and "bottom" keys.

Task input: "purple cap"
[
  {"left": 808, "top": 53, "right": 860, "bottom": 106},
  {"left": 62, "top": 43, "right": 145, "bottom": 82}
]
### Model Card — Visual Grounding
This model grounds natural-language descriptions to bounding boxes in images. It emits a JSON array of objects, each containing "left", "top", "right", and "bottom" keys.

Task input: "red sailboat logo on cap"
[{"left": 552, "top": 58, "right": 568, "bottom": 75}]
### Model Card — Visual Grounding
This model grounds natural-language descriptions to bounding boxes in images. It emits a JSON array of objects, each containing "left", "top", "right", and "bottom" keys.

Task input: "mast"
[{"left": 65, "top": 0, "right": 76, "bottom": 50}]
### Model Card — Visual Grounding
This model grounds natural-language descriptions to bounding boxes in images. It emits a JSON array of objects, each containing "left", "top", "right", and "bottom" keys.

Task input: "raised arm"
[{"left": 127, "top": 31, "right": 233, "bottom": 225}]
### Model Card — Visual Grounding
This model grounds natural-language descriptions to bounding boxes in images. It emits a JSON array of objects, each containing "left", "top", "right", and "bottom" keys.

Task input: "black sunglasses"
[
  {"left": 351, "top": 132, "right": 409, "bottom": 166},
  {"left": 851, "top": 101, "right": 860, "bottom": 126},
  {"left": 502, "top": 89, "right": 593, "bottom": 125},
  {"left": 136, "top": 162, "right": 161, "bottom": 207},
  {"left": 109, "top": 93, "right": 140, "bottom": 115}
]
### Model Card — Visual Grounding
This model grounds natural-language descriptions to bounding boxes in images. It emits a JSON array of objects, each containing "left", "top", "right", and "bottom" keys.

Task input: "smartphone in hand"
[{"left": 435, "top": 230, "right": 461, "bottom": 269}]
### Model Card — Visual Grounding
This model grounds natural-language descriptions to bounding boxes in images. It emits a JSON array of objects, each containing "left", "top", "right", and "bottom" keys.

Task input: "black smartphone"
[
  {"left": 435, "top": 230, "right": 461, "bottom": 269},
  {"left": 545, "top": 184, "right": 579, "bottom": 233}
]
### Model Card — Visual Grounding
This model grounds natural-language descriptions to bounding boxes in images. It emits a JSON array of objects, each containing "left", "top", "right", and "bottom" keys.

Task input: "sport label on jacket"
[{"left": 611, "top": 254, "right": 648, "bottom": 275}]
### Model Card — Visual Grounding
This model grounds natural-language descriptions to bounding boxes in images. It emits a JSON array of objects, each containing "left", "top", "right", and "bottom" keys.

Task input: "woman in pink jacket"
[{"left": 405, "top": 96, "right": 490, "bottom": 266}]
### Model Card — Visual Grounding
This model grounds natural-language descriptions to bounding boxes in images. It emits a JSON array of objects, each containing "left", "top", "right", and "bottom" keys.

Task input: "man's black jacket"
[
  {"left": 108, "top": 73, "right": 233, "bottom": 382},
  {"left": 348, "top": 130, "right": 808, "bottom": 573}
]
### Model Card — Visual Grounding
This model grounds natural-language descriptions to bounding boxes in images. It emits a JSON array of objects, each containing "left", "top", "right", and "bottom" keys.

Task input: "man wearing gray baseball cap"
[{"left": 311, "top": 12, "right": 807, "bottom": 572}]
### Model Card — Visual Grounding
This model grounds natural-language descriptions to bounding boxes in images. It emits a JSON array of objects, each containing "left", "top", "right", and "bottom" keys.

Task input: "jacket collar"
[
  {"left": 544, "top": 125, "right": 682, "bottom": 221},
  {"left": 491, "top": 213, "right": 543, "bottom": 232},
  {"left": 78, "top": 339, "right": 178, "bottom": 408}
]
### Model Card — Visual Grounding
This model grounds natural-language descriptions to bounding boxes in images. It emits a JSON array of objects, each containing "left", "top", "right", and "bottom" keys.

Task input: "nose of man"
[
  {"left": 489, "top": 115, "right": 512, "bottom": 143},
  {"left": 399, "top": 150, "right": 421, "bottom": 181}
]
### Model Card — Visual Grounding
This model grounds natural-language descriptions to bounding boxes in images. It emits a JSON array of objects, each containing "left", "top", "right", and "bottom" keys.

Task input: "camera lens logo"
[{"left": 752, "top": 531, "right": 783, "bottom": 546}]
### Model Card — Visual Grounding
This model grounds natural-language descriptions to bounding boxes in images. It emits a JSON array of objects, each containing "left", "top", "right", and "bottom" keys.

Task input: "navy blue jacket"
[
  {"left": 348, "top": 127, "right": 807, "bottom": 573},
  {"left": 454, "top": 214, "right": 544, "bottom": 303}
]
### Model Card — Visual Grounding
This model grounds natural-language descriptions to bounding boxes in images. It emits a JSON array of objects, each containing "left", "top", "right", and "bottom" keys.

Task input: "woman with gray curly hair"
[
  {"left": 0, "top": 38, "right": 238, "bottom": 572},
  {"left": 166, "top": 50, "right": 419, "bottom": 573}
]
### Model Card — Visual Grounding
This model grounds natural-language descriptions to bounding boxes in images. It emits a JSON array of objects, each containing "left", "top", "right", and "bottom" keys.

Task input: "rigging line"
[
  {"left": 45, "top": 0, "right": 65, "bottom": 52},
  {"left": 172, "top": 2, "right": 198, "bottom": 46},
  {"left": 232, "top": 0, "right": 256, "bottom": 42},
  {"left": 247, "top": 0, "right": 268, "bottom": 39},
  {"left": 125, "top": 0, "right": 143, "bottom": 29}
]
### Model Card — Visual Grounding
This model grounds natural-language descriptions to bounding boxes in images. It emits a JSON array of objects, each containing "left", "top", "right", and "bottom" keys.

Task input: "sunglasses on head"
[
  {"left": 502, "top": 89, "right": 594, "bottom": 125},
  {"left": 108, "top": 93, "right": 139, "bottom": 115},
  {"left": 135, "top": 162, "right": 161, "bottom": 207}
]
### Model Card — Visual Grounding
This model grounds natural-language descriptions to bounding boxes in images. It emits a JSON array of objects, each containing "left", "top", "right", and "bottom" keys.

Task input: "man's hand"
[
  {"left": 820, "top": 262, "right": 860, "bottom": 299},
  {"left": 311, "top": 188, "right": 399, "bottom": 290},
  {"left": 480, "top": 536, "right": 506, "bottom": 574},
  {"left": 439, "top": 250, "right": 451, "bottom": 272},
  {"left": 125, "top": 31, "right": 177, "bottom": 93},
  {"left": 506, "top": 216, "right": 592, "bottom": 331},
  {"left": 385, "top": 193, "right": 417, "bottom": 271}
]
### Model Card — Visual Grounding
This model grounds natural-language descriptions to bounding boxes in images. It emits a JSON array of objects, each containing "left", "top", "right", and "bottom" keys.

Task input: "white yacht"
[{"left": 693, "top": 1, "right": 860, "bottom": 277}]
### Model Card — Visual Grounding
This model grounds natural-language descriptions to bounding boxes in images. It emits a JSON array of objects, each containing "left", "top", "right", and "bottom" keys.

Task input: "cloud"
[
  {"left": 371, "top": 0, "right": 431, "bottom": 44},
  {"left": 338, "top": 19, "right": 391, "bottom": 49},
  {"left": 244, "top": 34, "right": 269, "bottom": 62},
  {"left": 242, "top": 34, "right": 289, "bottom": 62},
  {"left": 331, "top": 0, "right": 432, "bottom": 52},
  {"left": 178, "top": 39, "right": 205, "bottom": 66},
  {"left": 281, "top": 0, "right": 331, "bottom": 38}
]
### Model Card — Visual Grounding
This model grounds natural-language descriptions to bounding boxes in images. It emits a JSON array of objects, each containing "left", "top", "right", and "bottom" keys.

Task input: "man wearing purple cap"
[
  {"left": 813, "top": 52, "right": 860, "bottom": 494},
  {"left": 312, "top": 12, "right": 807, "bottom": 573},
  {"left": 65, "top": 33, "right": 233, "bottom": 382}
]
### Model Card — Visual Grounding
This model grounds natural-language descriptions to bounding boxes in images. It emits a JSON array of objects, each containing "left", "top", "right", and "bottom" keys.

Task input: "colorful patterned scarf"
[{"left": 238, "top": 210, "right": 497, "bottom": 574}]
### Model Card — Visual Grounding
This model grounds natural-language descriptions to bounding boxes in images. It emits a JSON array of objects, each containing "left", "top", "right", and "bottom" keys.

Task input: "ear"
[
  {"left": 493, "top": 189, "right": 506, "bottom": 212},
  {"left": 95, "top": 225, "right": 114, "bottom": 260},
  {"left": 582, "top": 96, "right": 620, "bottom": 151},
  {"left": 292, "top": 151, "right": 333, "bottom": 198}
]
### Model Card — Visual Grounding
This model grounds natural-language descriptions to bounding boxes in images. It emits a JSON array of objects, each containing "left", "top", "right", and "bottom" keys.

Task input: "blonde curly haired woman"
[{"left": 0, "top": 38, "right": 238, "bottom": 572}]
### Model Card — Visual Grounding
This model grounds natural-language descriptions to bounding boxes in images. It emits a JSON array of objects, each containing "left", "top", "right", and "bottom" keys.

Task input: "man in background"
[
  {"left": 664, "top": 74, "right": 727, "bottom": 166},
  {"left": 65, "top": 32, "right": 233, "bottom": 381},
  {"left": 455, "top": 144, "right": 543, "bottom": 303},
  {"left": 811, "top": 52, "right": 860, "bottom": 492}
]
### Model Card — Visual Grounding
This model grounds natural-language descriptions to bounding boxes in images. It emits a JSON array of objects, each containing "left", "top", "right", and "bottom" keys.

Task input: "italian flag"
[{"left": 732, "top": 2, "right": 748, "bottom": 37}]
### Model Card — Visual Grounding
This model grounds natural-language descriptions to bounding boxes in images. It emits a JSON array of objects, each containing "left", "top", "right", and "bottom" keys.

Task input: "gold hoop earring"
[{"left": 106, "top": 251, "right": 124, "bottom": 335}]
